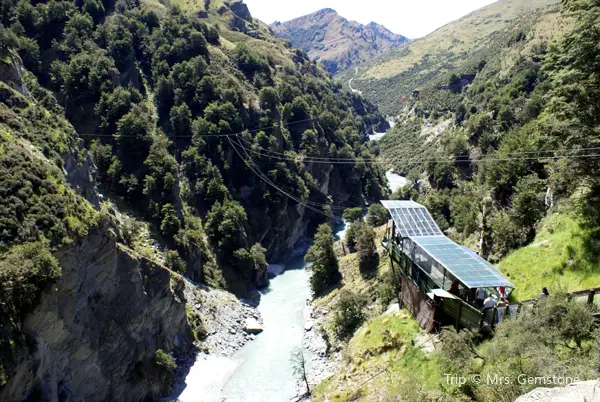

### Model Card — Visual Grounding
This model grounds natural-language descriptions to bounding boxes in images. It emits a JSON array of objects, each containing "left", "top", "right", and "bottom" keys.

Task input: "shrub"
[
  {"left": 165, "top": 250, "right": 186, "bottom": 274},
  {"left": 342, "top": 208, "right": 363, "bottom": 223},
  {"left": 186, "top": 305, "right": 208, "bottom": 340},
  {"left": 0, "top": 242, "right": 61, "bottom": 320},
  {"left": 155, "top": 349, "right": 177, "bottom": 371},
  {"left": 121, "top": 218, "right": 144, "bottom": 247},
  {"left": 332, "top": 290, "right": 367, "bottom": 339}
]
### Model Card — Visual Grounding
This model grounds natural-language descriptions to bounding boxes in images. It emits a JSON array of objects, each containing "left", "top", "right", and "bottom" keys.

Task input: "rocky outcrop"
[
  {"left": 0, "top": 51, "right": 30, "bottom": 97},
  {"left": 515, "top": 380, "right": 600, "bottom": 402},
  {"left": 1, "top": 230, "right": 192, "bottom": 401},
  {"left": 63, "top": 140, "right": 100, "bottom": 208},
  {"left": 270, "top": 9, "right": 409, "bottom": 75}
]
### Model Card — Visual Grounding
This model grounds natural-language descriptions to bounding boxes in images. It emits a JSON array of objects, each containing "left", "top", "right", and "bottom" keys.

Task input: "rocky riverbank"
[
  {"left": 302, "top": 302, "right": 340, "bottom": 389},
  {"left": 170, "top": 283, "right": 263, "bottom": 401}
]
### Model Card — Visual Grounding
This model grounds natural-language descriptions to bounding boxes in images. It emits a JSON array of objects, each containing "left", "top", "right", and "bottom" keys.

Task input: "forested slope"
[
  {"left": 379, "top": 0, "right": 600, "bottom": 289},
  {"left": 0, "top": 0, "right": 390, "bottom": 398},
  {"left": 344, "top": 0, "right": 559, "bottom": 115}
]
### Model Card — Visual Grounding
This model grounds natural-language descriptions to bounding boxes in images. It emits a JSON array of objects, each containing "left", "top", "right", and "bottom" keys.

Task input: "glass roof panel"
[
  {"left": 380, "top": 200, "right": 443, "bottom": 237},
  {"left": 381, "top": 200, "right": 513, "bottom": 289},
  {"left": 410, "top": 236, "right": 514, "bottom": 288}
]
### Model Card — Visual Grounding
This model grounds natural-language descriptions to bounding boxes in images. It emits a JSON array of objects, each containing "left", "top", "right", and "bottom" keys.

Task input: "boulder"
[{"left": 244, "top": 318, "right": 263, "bottom": 334}]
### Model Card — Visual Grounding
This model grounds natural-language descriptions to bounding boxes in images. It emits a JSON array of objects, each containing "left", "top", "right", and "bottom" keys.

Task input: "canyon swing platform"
[{"left": 380, "top": 200, "right": 514, "bottom": 332}]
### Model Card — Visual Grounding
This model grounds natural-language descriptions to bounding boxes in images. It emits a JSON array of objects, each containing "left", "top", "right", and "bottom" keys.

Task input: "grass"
[
  {"left": 360, "top": 0, "right": 559, "bottom": 80},
  {"left": 499, "top": 212, "right": 600, "bottom": 301},
  {"left": 312, "top": 311, "right": 439, "bottom": 401},
  {"left": 311, "top": 223, "right": 442, "bottom": 401}
]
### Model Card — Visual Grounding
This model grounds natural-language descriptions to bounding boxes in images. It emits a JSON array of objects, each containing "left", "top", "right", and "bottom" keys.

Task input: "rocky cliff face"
[
  {"left": 1, "top": 231, "right": 192, "bottom": 401},
  {"left": 270, "top": 9, "right": 409, "bottom": 75}
]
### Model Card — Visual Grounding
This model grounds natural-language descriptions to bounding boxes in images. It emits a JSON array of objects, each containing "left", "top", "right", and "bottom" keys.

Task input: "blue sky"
[{"left": 244, "top": 0, "right": 498, "bottom": 38}]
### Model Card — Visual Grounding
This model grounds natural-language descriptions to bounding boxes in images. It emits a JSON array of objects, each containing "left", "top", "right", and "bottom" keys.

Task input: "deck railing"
[{"left": 383, "top": 237, "right": 600, "bottom": 331}]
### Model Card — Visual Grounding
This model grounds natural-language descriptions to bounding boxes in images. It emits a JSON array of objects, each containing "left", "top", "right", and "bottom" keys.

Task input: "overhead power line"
[
  {"left": 229, "top": 136, "right": 364, "bottom": 210},
  {"left": 227, "top": 136, "right": 343, "bottom": 221},
  {"left": 231, "top": 137, "right": 600, "bottom": 165},
  {"left": 74, "top": 117, "right": 320, "bottom": 139}
]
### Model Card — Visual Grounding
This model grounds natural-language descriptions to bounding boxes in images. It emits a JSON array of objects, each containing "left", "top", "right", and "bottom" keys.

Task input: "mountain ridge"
[
  {"left": 270, "top": 8, "right": 409, "bottom": 75},
  {"left": 344, "top": 0, "right": 560, "bottom": 115}
]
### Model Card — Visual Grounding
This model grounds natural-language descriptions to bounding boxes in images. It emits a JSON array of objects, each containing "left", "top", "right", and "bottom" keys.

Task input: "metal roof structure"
[
  {"left": 411, "top": 236, "right": 514, "bottom": 288},
  {"left": 381, "top": 200, "right": 514, "bottom": 289},
  {"left": 380, "top": 200, "right": 443, "bottom": 237}
]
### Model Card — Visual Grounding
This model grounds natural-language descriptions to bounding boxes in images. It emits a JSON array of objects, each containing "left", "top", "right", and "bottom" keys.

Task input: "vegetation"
[
  {"left": 365, "top": 203, "right": 388, "bottom": 227},
  {"left": 313, "top": 310, "right": 436, "bottom": 401},
  {"left": 0, "top": 0, "right": 390, "bottom": 393},
  {"left": 372, "top": 0, "right": 600, "bottom": 276},
  {"left": 154, "top": 348, "right": 177, "bottom": 390},
  {"left": 0, "top": 0, "right": 387, "bottom": 292},
  {"left": 437, "top": 296, "right": 599, "bottom": 401},
  {"left": 315, "top": 293, "right": 599, "bottom": 401},
  {"left": 291, "top": 347, "right": 311, "bottom": 396},
  {"left": 345, "top": 222, "right": 378, "bottom": 272},
  {"left": 499, "top": 210, "right": 600, "bottom": 300},
  {"left": 154, "top": 349, "right": 177, "bottom": 371},
  {"left": 185, "top": 304, "right": 207, "bottom": 341},
  {"left": 344, "top": 0, "right": 561, "bottom": 115},
  {"left": 342, "top": 207, "right": 363, "bottom": 223},
  {"left": 0, "top": 242, "right": 60, "bottom": 321},
  {"left": 331, "top": 290, "right": 367, "bottom": 339},
  {"left": 306, "top": 224, "right": 340, "bottom": 295}
]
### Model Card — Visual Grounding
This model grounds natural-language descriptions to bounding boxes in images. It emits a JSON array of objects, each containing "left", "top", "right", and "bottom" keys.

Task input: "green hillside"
[
  {"left": 344, "top": 0, "right": 561, "bottom": 115},
  {"left": 0, "top": 0, "right": 390, "bottom": 397},
  {"left": 370, "top": 0, "right": 600, "bottom": 295}
]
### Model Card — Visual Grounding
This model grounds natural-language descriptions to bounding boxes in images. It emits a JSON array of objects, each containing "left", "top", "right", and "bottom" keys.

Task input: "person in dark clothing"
[
  {"left": 540, "top": 286, "right": 550, "bottom": 298},
  {"left": 449, "top": 279, "right": 460, "bottom": 296}
]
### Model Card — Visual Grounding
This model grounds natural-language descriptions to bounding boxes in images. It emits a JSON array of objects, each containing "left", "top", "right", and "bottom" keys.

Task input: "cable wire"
[
  {"left": 227, "top": 136, "right": 343, "bottom": 221},
  {"left": 75, "top": 117, "right": 320, "bottom": 139}
]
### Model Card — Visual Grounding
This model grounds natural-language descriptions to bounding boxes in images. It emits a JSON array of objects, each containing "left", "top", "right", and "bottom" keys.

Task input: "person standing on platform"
[{"left": 475, "top": 288, "right": 486, "bottom": 308}]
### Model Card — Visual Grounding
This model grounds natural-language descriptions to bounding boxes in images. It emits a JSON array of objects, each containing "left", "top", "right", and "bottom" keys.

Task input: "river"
[
  {"left": 175, "top": 132, "right": 402, "bottom": 401},
  {"left": 221, "top": 255, "right": 311, "bottom": 401},
  {"left": 176, "top": 255, "right": 312, "bottom": 402}
]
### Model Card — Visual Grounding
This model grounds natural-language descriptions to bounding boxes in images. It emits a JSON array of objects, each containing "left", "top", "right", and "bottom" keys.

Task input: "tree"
[
  {"left": 305, "top": 224, "right": 340, "bottom": 296},
  {"left": 160, "top": 204, "right": 181, "bottom": 238},
  {"left": 356, "top": 223, "right": 378, "bottom": 273},
  {"left": 291, "top": 347, "right": 310, "bottom": 397},
  {"left": 342, "top": 207, "right": 363, "bottom": 223},
  {"left": 366, "top": 203, "right": 389, "bottom": 227},
  {"left": 0, "top": 242, "right": 61, "bottom": 319},
  {"left": 511, "top": 174, "right": 545, "bottom": 230},
  {"left": 234, "top": 243, "right": 268, "bottom": 284},
  {"left": 489, "top": 210, "right": 524, "bottom": 257}
]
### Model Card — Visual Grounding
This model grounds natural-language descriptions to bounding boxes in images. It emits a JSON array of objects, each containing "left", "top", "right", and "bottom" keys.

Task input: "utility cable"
[
  {"left": 74, "top": 117, "right": 320, "bottom": 139},
  {"left": 228, "top": 139, "right": 600, "bottom": 165},
  {"left": 227, "top": 136, "right": 343, "bottom": 221},
  {"left": 229, "top": 136, "right": 364, "bottom": 211}
]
